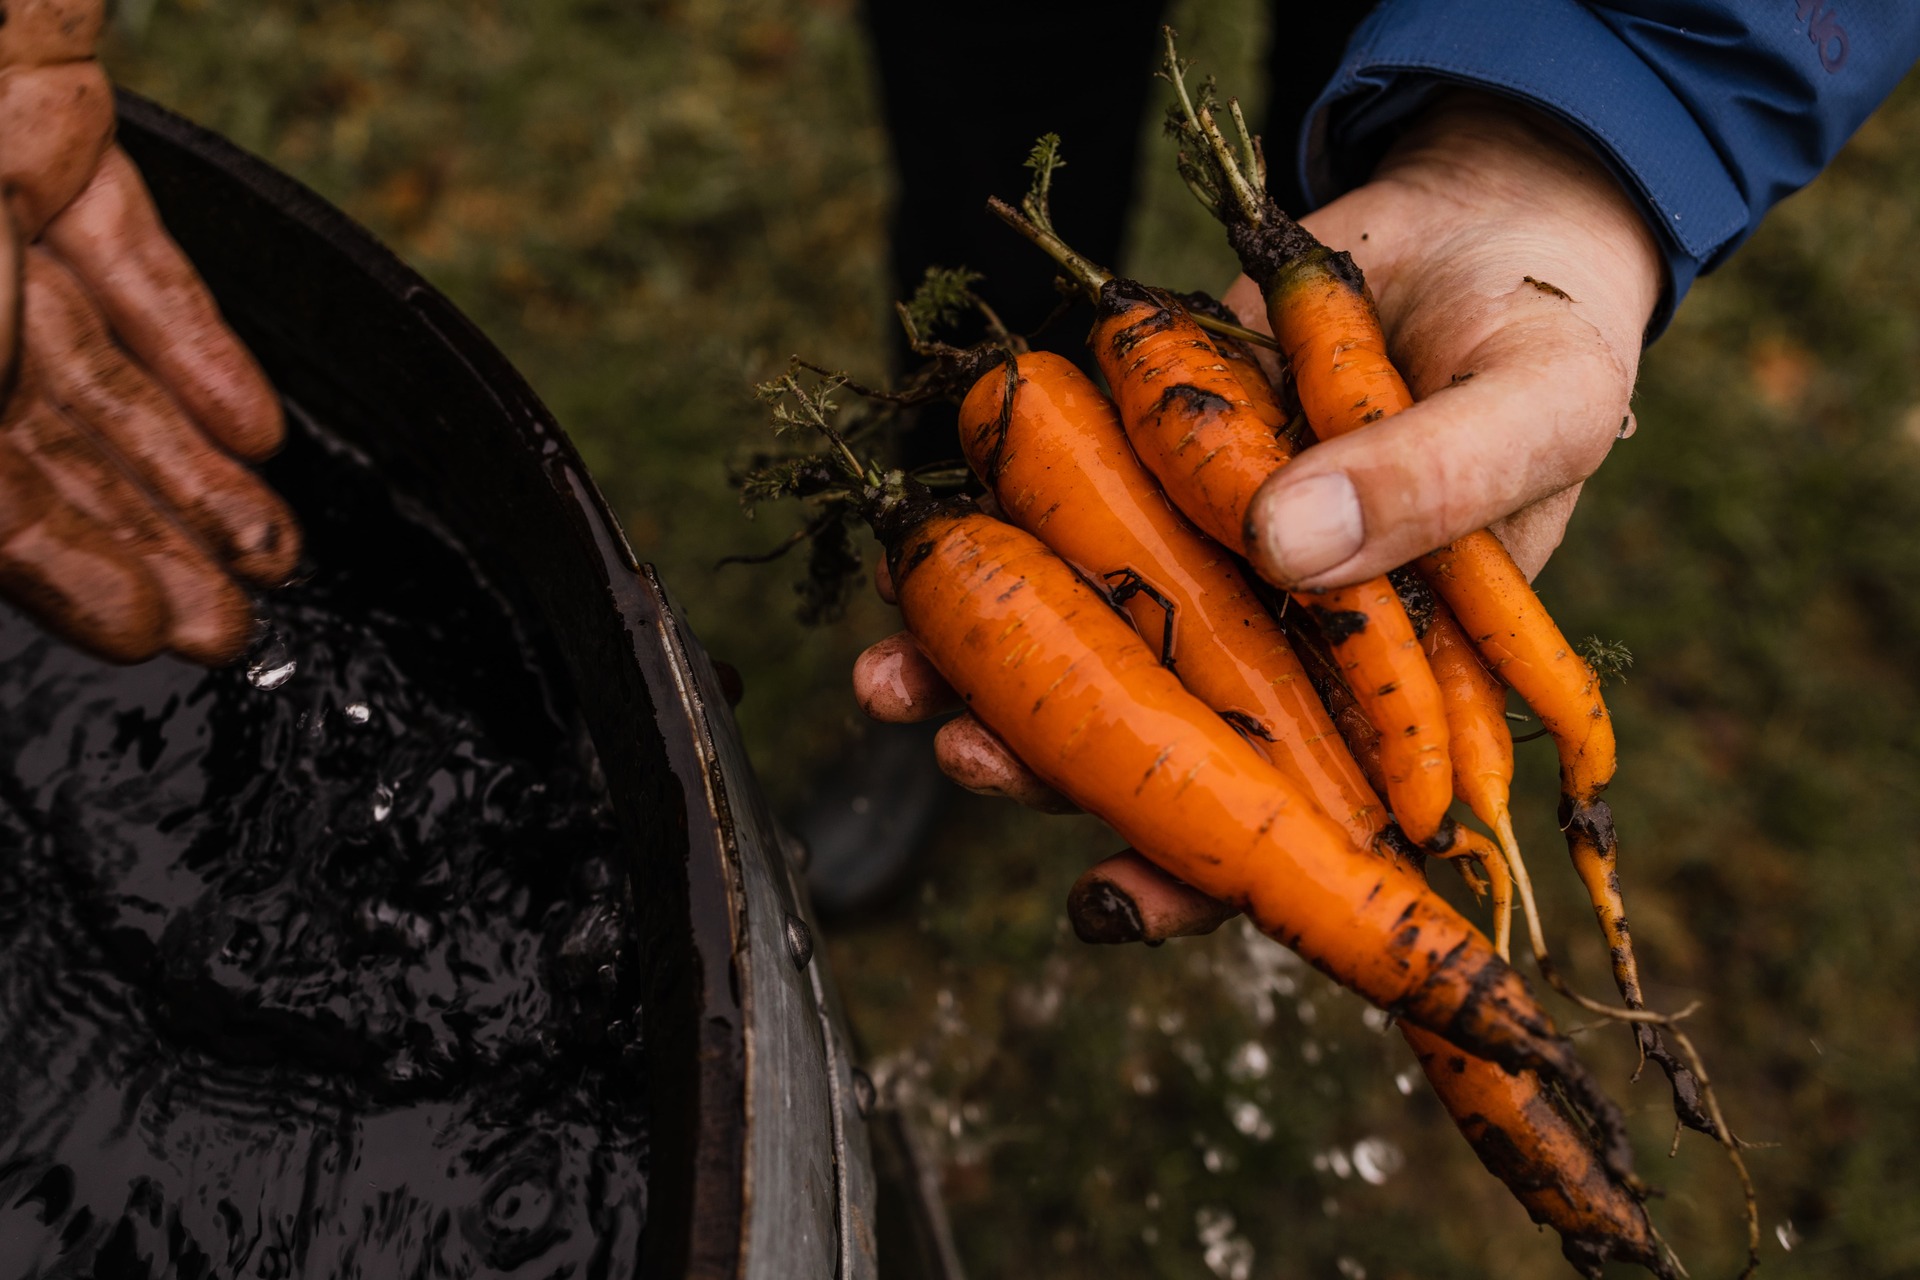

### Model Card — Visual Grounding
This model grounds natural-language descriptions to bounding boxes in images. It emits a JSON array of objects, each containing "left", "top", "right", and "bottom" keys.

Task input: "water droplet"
[
  {"left": 343, "top": 701, "right": 371, "bottom": 724},
  {"left": 1227, "top": 1097, "right": 1272, "bottom": 1141},
  {"left": 1775, "top": 1220, "right": 1800, "bottom": 1252},
  {"left": 246, "top": 638, "right": 297, "bottom": 691},
  {"left": 1352, "top": 1137, "right": 1403, "bottom": 1186},
  {"left": 1201, "top": 1144, "right": 1233, "bottom": 1174},
  {"left": 220, "top": 921, "right": 264, "bottom": 967},
  {"left": 1394, "top": 1070, "right": 1415, "bottom": 1095},
  {"left": 1145, "top": 1192, "right": 1162, "bottom": 1212},
  {"left": 371, "top": 785, "right": 394, "bottom": 822},
  {"left": 1225, "top": 1041, "right": 1269, "bottom": 1081},
  {"left": 1008, "top": 979, "right": 1061, "bottom": 1028},
  {"left": 1301, "top": 1039, "right": 1322, "bottom": 1064},
  {"left": 783, "top": 912, "right": 813, "bottom": 969},
  {"left": 1142, "top": 1225, "right": 1159, "bottom": 1245},
  {"left": 1295, "top": 999, "right": 1318, "bottom": 1025},
  {"left": 1322, "top": 1196, "right": 1341, "bottom": 1218},
  {"left": 1337, "top": 1256, "right": 1367, "bottom": 1279},
  {"left": 1324, "top": 1147, "right": 1353, "bottom": 1179},
  {"left": 1361, "top": 1007, "right": 1390, "bottom": 1033},
  {"left": 1156, "top": 1008, "right": 1186, "bottom": 1036},
  {"left": 1132, "top": 1070, "right": 1160, "bottom": 1097},
  {"left": 1195, "top": 1207, "right": 1254, "bottom": 1280}
]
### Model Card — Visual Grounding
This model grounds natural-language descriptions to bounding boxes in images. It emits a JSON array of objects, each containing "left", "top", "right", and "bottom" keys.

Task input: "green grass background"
[{"left": 107, "top": 3, "right": 1920, "bottom": 1275}]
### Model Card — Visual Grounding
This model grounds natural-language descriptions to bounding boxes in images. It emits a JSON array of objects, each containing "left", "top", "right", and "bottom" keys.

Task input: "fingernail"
[
  {"left": 1067, "top": 880, "right": 1145, "bottom": 945},
  {"left": 1251, "top": 471, "right": 1363, "bottom": 584}
]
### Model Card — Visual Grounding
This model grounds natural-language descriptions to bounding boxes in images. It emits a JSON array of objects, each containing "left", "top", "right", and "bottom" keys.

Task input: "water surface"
[{"left": 0, "top": 411, "right": 647, "bottom": 1278}]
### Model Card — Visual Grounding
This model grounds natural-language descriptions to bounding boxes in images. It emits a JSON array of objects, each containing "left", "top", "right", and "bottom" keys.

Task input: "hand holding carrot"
[
  {"left": 852, "top": 92, "right": 1659, "bottom": 914},
  {"left": 1227, "top": 92, "right": 1661, "bottom": 592}
]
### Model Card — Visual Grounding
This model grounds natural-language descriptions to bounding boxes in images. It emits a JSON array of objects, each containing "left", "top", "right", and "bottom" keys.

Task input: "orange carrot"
[
  {"left": 753, "top": 389, "right": 1636, "bottom": 1160},
  {"left": 1071, "top": 839, "right": 1657, "bottom": 1277},
  {"left": 1425, "top": 604, "right": 1520, "bottom": 955},
  {"left": 892, "top": 505, "right": 1607, "bottom": 1099},
  {"left": 1102, "top": 288, "right": 1451, "bottom": 846},
  {"left": 1159, "top": 50, "right": 1709, "bottom": 1129},
  {"left": 986, "top": 192, "right": 1455, "bottom": 847},
  {"left": 1402, "top": 1024, "right": 1668, "bottom": 1278},
  {"left": 957, "top": 349, "right": 1383, "bottom": 844},
  {"left": 1176, "top": 290, "right": 1296, "bottom": 439}
]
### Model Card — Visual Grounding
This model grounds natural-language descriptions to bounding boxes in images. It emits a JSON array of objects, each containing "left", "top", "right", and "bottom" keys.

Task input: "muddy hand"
[
  {"left": 0, "top": 1, "right": 299, "bottom": 662},
  {"left": 857, "top": 564, "right": 1238, "bottom": 944},
  {"left": 1068, "top": 851, "right": 1238, "bottom": 944}
]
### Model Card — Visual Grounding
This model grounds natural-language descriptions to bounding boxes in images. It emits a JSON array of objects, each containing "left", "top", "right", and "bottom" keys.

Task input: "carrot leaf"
[
  {"left": 1577, "top": 635, "right": 1635, "bottom": 686},
  {"left": 900, "top": 266, "right": 986, "bottom": 347},
  {"left": 1024, "top": 132, "right": 1065, "bottom": 204}
]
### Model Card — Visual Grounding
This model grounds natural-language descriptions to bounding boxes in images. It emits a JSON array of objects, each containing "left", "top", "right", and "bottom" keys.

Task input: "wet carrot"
[
  {"left": 1425, "top": 605, "right": 1514, "bottom": 826},
  {"left": 1425, "top": 604, "right": 1520, "bottom": 955},
  {"left": 892, "top": 506, "right": 1604, "bottom": 1096},
  {"left": 956, "top": 349, "right": 1383, "bottom": 844},
  {"left": 1176, "top": 291, "right": 1294, "bottom": 439},
  {"left": 1158, "top": 46, "right": 1710, "bottom": 1132},
  {"left": 987, "top": 192, "right": 1455, "bottom": 847},
  {"left": 1100, "top": 288, "right": 1451, "bottom": 846},
  {"left": 1073, "top": 836, "right": 1652, "bottom": 1279},
  {"left": 1402, "top": 1025, "right": 1668, "bottom": 1279},
  {"left": 752, "top": 383, "right": 1635, "bottom": 1154}
]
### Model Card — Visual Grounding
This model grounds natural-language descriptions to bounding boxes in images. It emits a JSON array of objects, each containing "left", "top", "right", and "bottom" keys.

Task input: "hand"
[
  {"left": 849, "top": 94, "right": 1663, "bottom": 940},
  {"left": 1234, "top": 92, "right": 1663, "bottom": 588},
  {"left": 853, "top": 564, "right": 1235, "bottom": 945},
  {"left": 0, "top": 3, "right": 298, "bottom": 664}
]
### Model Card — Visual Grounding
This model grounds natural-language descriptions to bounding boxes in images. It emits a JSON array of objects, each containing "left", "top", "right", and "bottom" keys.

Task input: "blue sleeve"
[{"left": 1299, "top": 0, "right": 1920, "bottom": 332}]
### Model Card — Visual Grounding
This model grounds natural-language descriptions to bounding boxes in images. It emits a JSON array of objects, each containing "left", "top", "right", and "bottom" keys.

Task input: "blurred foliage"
[
  {"left": 107, "top": 2, "right": 1920, "bottom": 1277},
  {"left": 109, "top": 0, "right": 899, "bottom": 810}
]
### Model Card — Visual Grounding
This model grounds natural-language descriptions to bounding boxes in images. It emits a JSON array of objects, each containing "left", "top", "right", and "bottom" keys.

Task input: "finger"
[
  {"left": 1244, "top": 313, "right": 1626, "bottom": 589},
  {"left": 0, "top": 1, "right": 107, "bottom": 66},
  {"left": 933, "top": 714, "right": 1078, "bottom": 813},
  {"left": 853, "top": 630, "right": 960, "bottom": 723},
  {"left": 1067, "top": 850, "right": 1238, "bottom": 945},
  {"left": 0, "top": 438, "right": 167, "bottom": 663},
  {"left": 0, "top": 61, "right": 114, "bottom": 237},
  {"left": 1, "top": 204, "right": 19, "bottom": 403},
  {"left": 26, "top": 249, "right": 301, "bottom": 583},
  {"left": 40, "top": 146, "right": 285, "bottom": 460},
  {"left": 6, "top": 387, "right": 254, "bottom": 664},
  {"left": 1489, "top": 481, "right": 1583, "bottom": 582}
]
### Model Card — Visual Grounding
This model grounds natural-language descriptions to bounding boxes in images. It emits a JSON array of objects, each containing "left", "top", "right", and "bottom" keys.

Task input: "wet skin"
[{"left": 1, "top": 0, "right": 297, "bottom": 665}]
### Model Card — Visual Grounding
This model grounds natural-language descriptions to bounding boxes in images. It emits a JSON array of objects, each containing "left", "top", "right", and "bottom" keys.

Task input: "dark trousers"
[{"left": 864, "top": 2, "right": 1377, "bottom": 346}]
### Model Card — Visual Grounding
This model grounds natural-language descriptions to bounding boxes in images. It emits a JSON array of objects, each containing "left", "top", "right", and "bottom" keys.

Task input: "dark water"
[{"left": 0, "top": 412, "right": 647, "bottom": 1278}]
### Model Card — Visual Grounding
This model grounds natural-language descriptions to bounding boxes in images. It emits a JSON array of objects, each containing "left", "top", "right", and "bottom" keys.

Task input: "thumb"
[{"left": 1244, "top": 318, "right": 1629, "bottom": 590}]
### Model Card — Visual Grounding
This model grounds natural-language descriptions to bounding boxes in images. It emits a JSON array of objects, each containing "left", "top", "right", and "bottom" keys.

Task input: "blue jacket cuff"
[{"left": 1299, "top": 0, "right": 1749, "bottom": 336}]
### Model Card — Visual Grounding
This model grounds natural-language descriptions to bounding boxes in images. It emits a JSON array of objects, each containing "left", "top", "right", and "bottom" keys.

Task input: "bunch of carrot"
[{"left": 744, "top": 31, "right": 1752, "bottom": 1279}]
